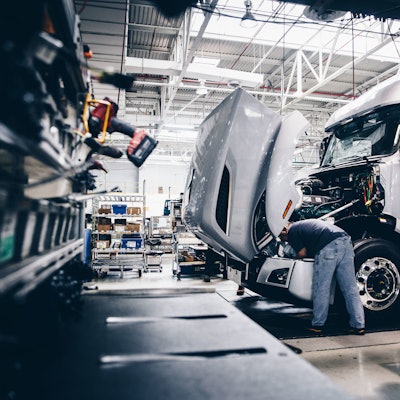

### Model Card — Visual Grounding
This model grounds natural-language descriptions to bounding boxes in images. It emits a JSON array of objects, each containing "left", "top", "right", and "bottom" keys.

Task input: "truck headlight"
[{"left": 267, "top": 268, "right": 289, "bottom": 285}]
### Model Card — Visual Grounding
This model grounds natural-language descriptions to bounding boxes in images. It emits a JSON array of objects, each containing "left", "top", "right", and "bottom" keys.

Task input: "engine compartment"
[{"left": 293, "top": 162, "right": 384, "bottom": 221}]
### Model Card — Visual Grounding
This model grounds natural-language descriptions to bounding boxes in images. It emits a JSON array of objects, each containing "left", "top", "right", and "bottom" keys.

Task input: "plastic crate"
[
  {"left": 98, "top": 233, "right": 112, "bottom": 241},
  {"left": 121, "top": 238, "right": 142, "bottom": 249},
  {"left": 121, "top": 232, "right": 141, "bottom": 239},
  {"left": 112, "top": 204, "right": 127, "bottom": 214},
  {"left": 98, "top": 217, "right": 111, "bottom": 224}
]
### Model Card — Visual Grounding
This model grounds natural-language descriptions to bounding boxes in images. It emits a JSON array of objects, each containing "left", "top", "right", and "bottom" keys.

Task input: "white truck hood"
[{"left": 183, "top": 88, "right": 309, "bottom": 262}]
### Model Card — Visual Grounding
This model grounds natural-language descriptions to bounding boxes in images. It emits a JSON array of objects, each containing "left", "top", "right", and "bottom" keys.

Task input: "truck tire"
[{"left": 354, "top": 238, "right": 400, "bottom": 315}]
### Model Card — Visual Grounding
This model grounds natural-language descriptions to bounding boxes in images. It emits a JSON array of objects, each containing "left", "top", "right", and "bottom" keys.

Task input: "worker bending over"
[{"left": 280, "top": 219, "right": 365, "bottom": 335}]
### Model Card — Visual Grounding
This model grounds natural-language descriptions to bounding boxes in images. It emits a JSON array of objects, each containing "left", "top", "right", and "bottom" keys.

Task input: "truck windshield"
[{"left": 321, "top": 105, "right": 400, "bottom": 167}]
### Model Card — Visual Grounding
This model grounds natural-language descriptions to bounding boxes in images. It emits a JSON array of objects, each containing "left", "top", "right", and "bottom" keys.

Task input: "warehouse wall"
[
  {"left": 91, "top": 160, "right": 140, "bottom": 193},
  {"left": 138, "top": 162, "right": 190, "bottom": 217},
  {"left": 89, "top": 160, "right": 190, "bottom": 217}
]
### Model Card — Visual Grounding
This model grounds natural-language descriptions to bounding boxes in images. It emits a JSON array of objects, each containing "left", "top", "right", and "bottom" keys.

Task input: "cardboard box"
[
  {"left": 127, "top": 207, "right": 141, "bottom": 216},
  {"left": 113, "top": 224, "right": 127, "bottom": 232},
  {"left": 95, "top": 240, "right": 110, "bottom": 249},
  {"left": 181, "top": 250, "right": 195, "bottom": 262},
  {"left": 127, "top": 223, "right": 141, "bottom": 232},
  {"left": 98, "top": 204, "right": 111, "bottom": 214},
  {"left": 97, "top": 224, "right": 111, "bottom": 231}
]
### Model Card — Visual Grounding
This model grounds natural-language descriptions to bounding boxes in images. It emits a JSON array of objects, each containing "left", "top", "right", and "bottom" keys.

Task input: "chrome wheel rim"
[{"left": 356, "top": 257, "right": 400, "bottom": 311}]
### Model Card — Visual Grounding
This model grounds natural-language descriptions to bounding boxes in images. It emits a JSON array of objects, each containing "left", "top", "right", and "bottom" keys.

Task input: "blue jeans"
[{"left": 312, "top": 236, "right": 365, "bottom": 329}]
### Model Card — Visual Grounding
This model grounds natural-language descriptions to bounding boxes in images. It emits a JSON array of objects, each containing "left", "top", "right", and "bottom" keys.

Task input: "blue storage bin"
[
  {"left": 121, "top": 238, "right": 142, "bottom": 249},
  {"left": 112, "top": 204, "right": 127, "bottom": 214}
]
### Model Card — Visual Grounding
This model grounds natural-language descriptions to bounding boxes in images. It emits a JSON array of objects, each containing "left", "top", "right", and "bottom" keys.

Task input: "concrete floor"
[
  {"left": 89, "top": 255, "right": 400, "bottom": 400},
  {"left": 286, "top": 331, "right": 400, "bottom": 400}
]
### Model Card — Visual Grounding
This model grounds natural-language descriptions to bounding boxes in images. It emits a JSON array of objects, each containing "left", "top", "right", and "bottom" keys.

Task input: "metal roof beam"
[
  {"left": 125, "top": 57, "right": 264, "bottom": 87},
  {"left": 282, "top": 30, "right": 400, "bottom": 110},
  {"left": 162, "top": 0, "right": 219, "bottom": 122},
  {"left": 128, "top": 23, "right": 180, "bottom": 35}
]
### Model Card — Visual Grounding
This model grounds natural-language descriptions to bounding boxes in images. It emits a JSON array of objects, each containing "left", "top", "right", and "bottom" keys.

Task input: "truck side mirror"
[{"left": 319, "top": 135, "right": 331, "bottom": 162}]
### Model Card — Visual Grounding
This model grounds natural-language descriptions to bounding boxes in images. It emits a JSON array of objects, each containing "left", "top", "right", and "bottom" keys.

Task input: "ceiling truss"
[{"left": 76, "top": 0, "right": 400, "bottom": 165}]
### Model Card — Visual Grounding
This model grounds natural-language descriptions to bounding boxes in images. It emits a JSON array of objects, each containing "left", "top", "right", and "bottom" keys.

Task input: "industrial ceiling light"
[
  {"left": 228, "top": 80, "right": 241, "bottom": 88},
  {"left": 241, "top": 1, "right": 257, "bottom": 28},
  {"left": 196, "top": 80, "right": 208, "bottom": 96},
  {"left": 198, "top": 0, "right": 212, "bottom": 14}
]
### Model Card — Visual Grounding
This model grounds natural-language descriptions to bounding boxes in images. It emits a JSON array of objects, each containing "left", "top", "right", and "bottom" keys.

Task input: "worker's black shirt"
[{"left": 287, "top": 219, "right": 349, "bottom": 258}]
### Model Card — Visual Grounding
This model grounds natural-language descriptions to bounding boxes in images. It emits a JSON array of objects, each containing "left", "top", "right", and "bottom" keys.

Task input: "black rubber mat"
[
  {"left": 227, "top": 294, "right": 400, "bottom": 340},
  {"left": 11, "top": 292, "right": 355, "bottom": 400}
]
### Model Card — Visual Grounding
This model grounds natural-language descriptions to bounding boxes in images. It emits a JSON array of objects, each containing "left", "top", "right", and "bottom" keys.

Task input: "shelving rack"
[
  {"left": 91, "top": 193, "right": 146, "bottom": 277},
  {"left": 167, "top": 196, "right": 208, "bottom": 279},
  {"left": 167, "top": 197, "right": 184, "bottom": 230}
]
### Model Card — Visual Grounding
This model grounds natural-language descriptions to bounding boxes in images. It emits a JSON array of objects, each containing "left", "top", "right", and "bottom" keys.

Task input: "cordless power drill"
[{"left": 88, "top": 97, "right": 157, "bottom": 167}]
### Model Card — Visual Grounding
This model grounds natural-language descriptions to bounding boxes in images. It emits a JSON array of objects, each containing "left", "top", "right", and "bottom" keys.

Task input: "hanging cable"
[{"left": 352, "top": 17, "right": 355, "bottom": 98}]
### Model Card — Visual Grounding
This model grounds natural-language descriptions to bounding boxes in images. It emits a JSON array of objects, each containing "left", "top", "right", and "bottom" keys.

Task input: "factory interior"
[{"left": 2, "top": 1, "right": 400, "bottom": 399}]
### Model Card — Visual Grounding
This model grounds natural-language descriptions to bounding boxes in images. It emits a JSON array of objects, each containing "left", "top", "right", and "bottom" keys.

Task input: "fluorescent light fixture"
[
  {"left": 163, "top": 124, "right": 198, "bottom": 131},
  {"left": 192, "top": 57, "right": 220, "bottom": 67},
  {"left": 196, "top": 80, "right": 208, "bottom": 96}
]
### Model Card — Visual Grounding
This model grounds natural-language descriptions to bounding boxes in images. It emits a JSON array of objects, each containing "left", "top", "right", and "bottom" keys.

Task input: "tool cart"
[
  {"left": 173, "top": 231, "right": 208, "bottom": 279},
  {"left": 143, "top": 245, "right": 163, "bottom": 273},
  {"left": 141, "top": 216, "right": 173, "bottom": 272},
  {"left": 91, "top": 246, "right": 145, "bottom": 278},
  {"left": 148, "top": 215, "right": 174, "bottom": 252}
]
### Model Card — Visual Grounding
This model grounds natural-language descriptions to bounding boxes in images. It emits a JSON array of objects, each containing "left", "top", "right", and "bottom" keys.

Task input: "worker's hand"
[
  {"left": 282, "top": 243, "right": 297, "bottom": 258},
  {"left": 296, "top": 247, "right": 307, "bottom": 258}
]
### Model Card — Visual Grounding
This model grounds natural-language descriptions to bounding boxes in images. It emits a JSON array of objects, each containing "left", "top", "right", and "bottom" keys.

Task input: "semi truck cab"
[{"left": 183, "top": 74, "right": 400, "bottom": 318}]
